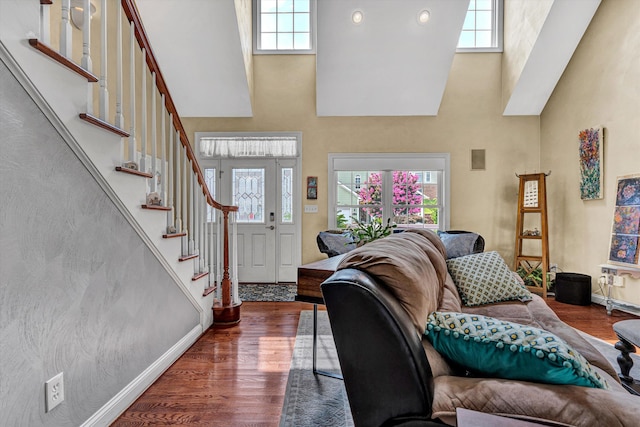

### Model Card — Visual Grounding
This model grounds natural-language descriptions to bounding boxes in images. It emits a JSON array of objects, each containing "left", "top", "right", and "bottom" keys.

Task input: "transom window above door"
[{"left": 329, "top": 154, "right": 450, "bottom": 231}]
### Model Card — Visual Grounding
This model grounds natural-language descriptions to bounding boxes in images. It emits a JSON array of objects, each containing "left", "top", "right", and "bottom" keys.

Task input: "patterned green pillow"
[
  {"left": 446, "top": 251, "right": 532, "bottom": 306},
  {"left": 424, "top": 311, "right": 609, "bottom": 389}
]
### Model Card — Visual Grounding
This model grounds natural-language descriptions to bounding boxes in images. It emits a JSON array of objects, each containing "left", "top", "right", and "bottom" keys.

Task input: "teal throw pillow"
[
  {"left": 424, "top": 311, "right": 609, "bottom": 389},
  {"left": 446, "top": 251, "right": 532, "bottom": 306}
]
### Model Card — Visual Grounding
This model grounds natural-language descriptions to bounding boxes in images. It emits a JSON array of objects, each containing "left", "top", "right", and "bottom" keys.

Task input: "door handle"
[{"left": 266, "top": 225, "right": 275, "bottom": 230}]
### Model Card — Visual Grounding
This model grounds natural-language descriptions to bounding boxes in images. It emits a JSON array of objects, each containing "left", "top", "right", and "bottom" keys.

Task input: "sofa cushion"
[
  {"left": 424, "top": 311, "right": 609, "bottom": 389},
  {"left": 338, "top": 230, "right": 448, "bottom": 335},
  {"left": 437, "top": 230, "right": 485, "bottom": 259},
  {"left": 446, "top": 251, "right": 532, "bottom": 306}
]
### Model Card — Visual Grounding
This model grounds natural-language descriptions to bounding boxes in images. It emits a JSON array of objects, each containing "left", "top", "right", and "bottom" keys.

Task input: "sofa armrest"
[{"left": 321, "top": 269, "right": 435, "bottom": 427}]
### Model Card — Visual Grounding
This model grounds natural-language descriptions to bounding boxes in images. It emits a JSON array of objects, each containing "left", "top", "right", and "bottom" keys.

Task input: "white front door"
[{"left": 220, "top": 159, "right": 299, "bottom": 283}]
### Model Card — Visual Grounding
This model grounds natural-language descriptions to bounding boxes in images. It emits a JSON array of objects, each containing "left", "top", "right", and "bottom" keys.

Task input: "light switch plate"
[{"left": 304, "top": 205, "right": 318, "bottom": 213}]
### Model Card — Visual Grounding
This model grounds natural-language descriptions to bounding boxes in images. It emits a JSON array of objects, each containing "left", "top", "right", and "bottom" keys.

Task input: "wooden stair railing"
[{"left": 34, "top": 0, "right": 241, "bottom": 325}]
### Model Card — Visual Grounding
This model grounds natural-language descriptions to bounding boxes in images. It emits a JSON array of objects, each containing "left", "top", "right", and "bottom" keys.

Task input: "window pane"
[
  {"left": 261, "top": 33, "right": 277, "bottom": 50},
  {"left": 293, "top": 12, "right": 310, "bottom": 32},
  {"left": 476, "top": 11, "right": 492, "bottom": 30},
  {"left": 458, "top": 31, "right": 475, "bottom": 48},
  {"left": 232, "top": 168, "right": 264, "bottom": 223},
  {"left": 293, "top": 0, "right": 310, "bottom": 13},
  {"left": 278, "top": 0, "right": 294, "bottom": 13},
  {"left": 278, "top": 13, "right": 293, "bottom": 32},
  {"left": 205, "top": 168, "right": 216, "bottom": 222},
  {"left": 281, "top": 168, "right": 293, "bottom": 223},
  {"left": 261, "top": 13, "right": 277, "bottom": 32},
  {"left": 261, "top": 0, "right": 277, "bottom": 13},
  {"left": 293, "top": 33, "right": 310, "bottom": 50},
  {"left": 476, "top": 30, "right": 492, "bottom": 47},
  {"left": 476, "top": 0, "right": 492, "bottom": 10},
  {"left": 462, "top": 12, "right": 475, "bottom": 30},
  {"left": 277, "top": 33, "right": 293, "bottom": 49}
]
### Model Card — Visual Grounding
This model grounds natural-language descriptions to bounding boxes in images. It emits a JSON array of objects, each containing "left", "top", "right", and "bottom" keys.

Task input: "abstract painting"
[
  {"left": 609, "top": 174, "right": 640, "bottom": 267},
  {"left": 578, "top": 127, "right": 603, "bottom": 200}
]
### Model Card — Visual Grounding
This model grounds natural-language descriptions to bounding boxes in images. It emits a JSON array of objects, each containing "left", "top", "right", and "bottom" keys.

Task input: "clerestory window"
[
  {"left": 457, "top": 0, "right": 503, "bottom": 52},
  {"left": 253, "top": 0, "right": 316, "bottom": 54}
]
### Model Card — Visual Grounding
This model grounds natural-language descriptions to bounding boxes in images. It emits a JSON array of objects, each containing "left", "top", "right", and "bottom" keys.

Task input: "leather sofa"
[{"left": 320, "top": 229, "right": 640, "bottom": 426}]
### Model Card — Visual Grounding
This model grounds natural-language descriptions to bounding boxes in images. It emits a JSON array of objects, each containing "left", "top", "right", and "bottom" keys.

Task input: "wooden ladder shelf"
[{"left": 514, "top": 173, "right": 550, "bottom": 297}]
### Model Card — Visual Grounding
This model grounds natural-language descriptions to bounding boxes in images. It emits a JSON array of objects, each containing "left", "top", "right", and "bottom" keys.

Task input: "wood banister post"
[{"left": 221, "top": 209, "right": 231, "bottom": 306}]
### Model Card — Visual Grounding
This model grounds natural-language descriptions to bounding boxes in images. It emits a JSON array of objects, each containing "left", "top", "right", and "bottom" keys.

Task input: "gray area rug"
[
  {"left": 280, "top": 312, "right": 640, "bottom": 427},
  {"left": 279, "top": 310, "right": 354, "bottom": 427},
  {"left": 238, "top": 283, "right": 297, "bottom": 301}
]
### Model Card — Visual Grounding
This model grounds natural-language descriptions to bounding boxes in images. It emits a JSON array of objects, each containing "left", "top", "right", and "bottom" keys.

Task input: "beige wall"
[
  {"left": 541, "top": 0, "right": 640, "bottom": 306},
  {"left": 184, "top": 53, "right": 540, "bottom": 264}
]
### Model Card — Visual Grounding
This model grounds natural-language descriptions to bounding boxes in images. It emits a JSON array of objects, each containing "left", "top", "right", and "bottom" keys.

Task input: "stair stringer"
[{"left": 0, "top": 38, "right": 215, "bottom": 329}]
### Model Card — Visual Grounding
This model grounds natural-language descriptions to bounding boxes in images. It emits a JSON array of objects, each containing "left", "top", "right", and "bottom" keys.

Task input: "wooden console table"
[{"left": 296, "top": 254, "right": 346, "bottom": 302}]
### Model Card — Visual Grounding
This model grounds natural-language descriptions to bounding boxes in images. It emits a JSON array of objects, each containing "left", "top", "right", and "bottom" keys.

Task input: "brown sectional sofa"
[{"left": 320, "top": 229, "right": 640, "bottom": 426}]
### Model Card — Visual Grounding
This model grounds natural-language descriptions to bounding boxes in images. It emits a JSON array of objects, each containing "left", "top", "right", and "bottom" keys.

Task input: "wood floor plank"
[{"left": 113, "top": 299, "right": 637, "bottom": 426}]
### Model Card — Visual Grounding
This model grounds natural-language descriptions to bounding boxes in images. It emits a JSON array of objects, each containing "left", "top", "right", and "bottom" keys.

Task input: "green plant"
[
  {"left": 349, "top": 216, "right": 396, "bottom": 245},
  {"left": 336, "top": 211, "right": 348, "bottom": 229},
  {"left": 516, "top": 266, "right": 554, "bottom": 290}
]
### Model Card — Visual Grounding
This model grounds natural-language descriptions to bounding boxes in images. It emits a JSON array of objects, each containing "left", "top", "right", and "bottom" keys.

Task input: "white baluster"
[
  {"left": 174, "top": 130, "right": 181, "bottom": 233},
  {"left": 128, "top": 21, "right": 135, "bottom": 163},
  {"left": 115, "top": 4, "right": 124, "bottom": 129},
  {"left": 150, "top": 72, "right": 157, "bottom": 194},
  {"left": 166, "top": 115, "right": 174, "bottom": 231},
  {"left": 216, "top": 212, "right": 222, "bottom": 299},
  {"left": 160, "top": 97, "right": 166, "bottom": 206},
  {"left": 140, "top": 48, "right": 146, "bottom": 173},
  {"left": 209, "top": 219, "right": 215, "bottom": 288},
  {"left": 40, "top": 1, "right": 51, "bottom": 45},
  {"left": 201, "top": 192, "right": 207, "bottom": 274},
  {"left": 81, "top": 0, "right": 93, "bottom": 115},
  {"left": 60, "top": 0, "right": 71, "bottom": 57},
  {"left": 98, "top": 0, "right": 108, "bottom": 121},
  {"left": 232, "top": 213, "right": 239, "bottom": 304},
  {"left": 188, "top": 160, "right": 195, "bottom": 255},
  {"left": 181, "top": 148, "right": 188, "bottom": 256},
  {"left": 193, "top": 184, "right": 200, "bottom": 274}
]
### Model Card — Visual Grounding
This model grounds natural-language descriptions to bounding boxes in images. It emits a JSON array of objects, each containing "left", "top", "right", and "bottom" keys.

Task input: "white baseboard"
[
  {"left": 81, "top": 325, "right": 203, "bottom": 427},
  {"left": 591, "top": 294, "right": 640, "bottom": 317}
]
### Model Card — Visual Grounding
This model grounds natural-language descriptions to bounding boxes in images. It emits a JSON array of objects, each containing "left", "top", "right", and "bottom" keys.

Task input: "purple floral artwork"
[
  {"left": 578, "top": 127, "right": 603, "bottom": 200},
  {"left": 609, "top": 235, "right": 639, "bottom": 265},
  {"left": 613, "top": 206, "right": 640, "bottom": 235},
  {"left": 615, "top": 176, "right": 640, "bottom": 206}
]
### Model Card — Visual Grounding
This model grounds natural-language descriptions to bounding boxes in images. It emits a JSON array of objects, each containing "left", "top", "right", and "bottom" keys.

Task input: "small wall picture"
[
  {"left": 578, "top": 126, "right": 604, "bottom": 200},
  {"left": 609, "top": 174, "right": 640, "bottom": 267},
  {"left": 307, "top": 176, "right": 318, "bottom": 200}
]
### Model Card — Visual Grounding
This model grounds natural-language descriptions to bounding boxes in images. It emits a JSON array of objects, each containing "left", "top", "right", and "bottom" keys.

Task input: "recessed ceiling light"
[
  {"left": 352, "top": 10, "right": 364, "bottom": 25},
  {"left": 418, "top": 9, "right": 431, "bottom": 24}
]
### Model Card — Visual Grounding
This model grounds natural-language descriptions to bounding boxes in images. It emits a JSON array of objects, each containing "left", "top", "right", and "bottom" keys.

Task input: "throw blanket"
[{"left": 337, "top": 229, "right": 448, "bottom": 335}]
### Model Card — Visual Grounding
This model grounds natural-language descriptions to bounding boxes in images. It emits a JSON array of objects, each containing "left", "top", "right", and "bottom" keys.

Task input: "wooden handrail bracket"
[{"left": 29, "top": 39, "right": 98, "bottom": 82}]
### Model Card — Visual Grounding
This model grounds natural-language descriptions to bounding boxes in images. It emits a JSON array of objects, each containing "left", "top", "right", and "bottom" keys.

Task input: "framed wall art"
[
  {"left": 609, "top": 174, "right": 640, "bottom": 267},
  {"left": 307, "top": 176, "right": 318, "bottom": 200},
  {"left": 578, "top": 126, "right": 604, "bottom": 200}
]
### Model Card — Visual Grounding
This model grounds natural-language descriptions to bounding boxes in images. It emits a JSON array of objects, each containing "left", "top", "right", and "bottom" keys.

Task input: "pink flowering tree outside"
[{"left": 357, "top": 171, "right": 423, "bottom": 222}]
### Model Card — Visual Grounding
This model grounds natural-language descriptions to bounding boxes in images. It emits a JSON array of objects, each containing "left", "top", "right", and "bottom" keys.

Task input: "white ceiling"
[{"left": 136, "top": 0, "right": 600, "bottom": 118}]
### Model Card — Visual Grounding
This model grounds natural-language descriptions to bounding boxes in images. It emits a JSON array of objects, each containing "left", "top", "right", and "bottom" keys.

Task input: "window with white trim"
[
  {"left": 329, "top": 154, "right": 450, "bottom": 231},
  {"left": 457, "top": 0, "right": 503, "bottom": 52},
  {"left": 253, "top": 0, "right": 316, "bottom": 54}
]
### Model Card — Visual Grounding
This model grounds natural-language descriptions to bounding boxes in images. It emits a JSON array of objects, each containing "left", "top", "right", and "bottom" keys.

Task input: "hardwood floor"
[{"left": 113, "top": 299, "right": 637, "bottom": 426}]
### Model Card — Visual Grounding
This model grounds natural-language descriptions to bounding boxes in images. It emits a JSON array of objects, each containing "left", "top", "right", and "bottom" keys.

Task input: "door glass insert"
[
  {"left": 232, "top": 168, "right": 265, "bottom": 223},
  {"left": 281, "top": 167, "right": 293, "bottom": 223}
]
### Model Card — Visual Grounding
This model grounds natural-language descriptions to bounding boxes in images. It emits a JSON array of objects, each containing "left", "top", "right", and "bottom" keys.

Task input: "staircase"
[{"left": 3, "top": 0, "right": 241, "bottom": 327}]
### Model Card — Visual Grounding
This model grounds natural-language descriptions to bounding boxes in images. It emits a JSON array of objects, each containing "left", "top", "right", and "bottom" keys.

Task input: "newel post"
[{"left": 212, "top": 206, "right": 241, "bottom": 326}]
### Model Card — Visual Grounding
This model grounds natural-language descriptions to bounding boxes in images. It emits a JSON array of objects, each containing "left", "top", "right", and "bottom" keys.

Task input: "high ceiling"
[{"left": 136, "top": 0, "right": 601, "bottom": 118}]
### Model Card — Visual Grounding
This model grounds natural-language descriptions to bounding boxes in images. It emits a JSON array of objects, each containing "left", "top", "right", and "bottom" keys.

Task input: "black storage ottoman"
[{"left": 555, "top": 273, "right": 592, "bottom": 305}]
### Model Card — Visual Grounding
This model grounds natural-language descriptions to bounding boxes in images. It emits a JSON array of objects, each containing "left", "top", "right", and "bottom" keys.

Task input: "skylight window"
[
  {"left": 457, "top": 0, "right": 503, "bottom": 52},
  {"left": 254, "top": 0, "right": 315, "bottom": 54}
]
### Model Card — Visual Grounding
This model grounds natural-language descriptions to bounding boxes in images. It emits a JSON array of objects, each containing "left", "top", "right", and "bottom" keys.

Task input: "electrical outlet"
[
  {"left": 45, "top": 372, "right": 64, "bottom": 412},
  {"left": 613, "top": 276, "right": 625, "bottom": 287}
]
